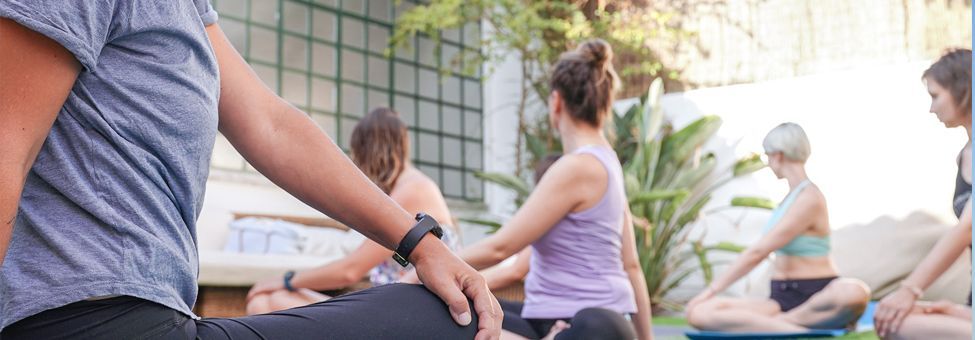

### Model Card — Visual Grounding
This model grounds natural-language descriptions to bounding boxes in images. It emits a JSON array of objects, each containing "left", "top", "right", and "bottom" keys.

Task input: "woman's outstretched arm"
[
  {"left": 621, "top": 206, "right": 654, "bottom": 340},
  {"left": 687, "top": 189, "right": 824, "bottom": 312}
]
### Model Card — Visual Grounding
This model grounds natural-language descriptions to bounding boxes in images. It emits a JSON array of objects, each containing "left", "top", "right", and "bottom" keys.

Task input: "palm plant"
[{"left": 469, "top": 78, "right": 774, "bottom": 310}]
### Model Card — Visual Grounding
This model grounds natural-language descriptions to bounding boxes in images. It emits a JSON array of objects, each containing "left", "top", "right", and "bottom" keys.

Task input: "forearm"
[
  {"left": 459, "top": 245, "right": 504, "bottom": 270},
  {"left": 904, "top": 224, "right": 970, "bottom": 290},
  {"left": 627, "top": 267, "right": 654, "bottom": 340},
  {"left": 225, "top": 102, "right": 413, "bottom": 249},
  {"left": 460, "top": 237, "right": 510, "bottom": 271},
  {"left": 482, "top": 266, "right": 520, "bottom": 291},
  {"left": 292, "top": 259, "right": 369, "bottom": 291},
  {"left": 293, "top": 240, "right": 392, "bottom": 290}
]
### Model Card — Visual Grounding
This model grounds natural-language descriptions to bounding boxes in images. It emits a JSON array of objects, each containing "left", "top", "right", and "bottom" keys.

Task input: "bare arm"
[
  {"left": 0, "top": 18, "right": 80, "bottom": 265},
  {"left": 209, "top": 27, "right": 411, "bottom": 250},
  {"left": 482, "top": 248, "right": 531, "bottom": 291},
  {"left": 621, "top": 206, "right": 654, "bottom": 340},
  {"left": 458, "top": 155, "right": 593, "bottom": 270},
  {"left": 876, "top": 198, "right": 972, "bottom": 337},
  {"left": 289, "top": 178, "right": 445, "bottom": 291},
  {"left": 704, "top": 190, "right": 822, "bottom": 294},
  {"left": 206, "top": 25, "right": 499, "bottom": 338},
  {"left": 903, "top": 203, "right": 972, "bottom": 291}
]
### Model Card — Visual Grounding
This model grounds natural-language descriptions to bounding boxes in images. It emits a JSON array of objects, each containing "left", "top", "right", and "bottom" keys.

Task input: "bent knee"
[
  {"left": 837, "top": 279, "right": 870, "bottom": 304},
  {"left": 827, "top": 279, "right": 870, "bottom": 312},
  {"left": 687, "top": 301, "right": 719, "bottom": 329},
  {"left": 687, "top": 308, "right": 708, "bottom": 329},
  {"left": 246, "top": 294, "right": 271, "bottom": 315}
]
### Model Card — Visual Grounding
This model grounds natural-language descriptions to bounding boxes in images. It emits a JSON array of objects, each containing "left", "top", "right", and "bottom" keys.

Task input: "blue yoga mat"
[{"left": 684, "top": 302, "right": 876, "bottom": 340}]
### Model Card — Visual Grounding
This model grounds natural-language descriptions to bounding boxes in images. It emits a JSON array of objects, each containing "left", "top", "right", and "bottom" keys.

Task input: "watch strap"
[{"left": 392, "top": 213, "right": 444, "bottom": 267}]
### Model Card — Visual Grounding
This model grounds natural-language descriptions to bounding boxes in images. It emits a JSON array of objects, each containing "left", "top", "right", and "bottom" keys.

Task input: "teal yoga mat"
[{"left": 684, "top": 302, "right": 876, "bottom": 340}]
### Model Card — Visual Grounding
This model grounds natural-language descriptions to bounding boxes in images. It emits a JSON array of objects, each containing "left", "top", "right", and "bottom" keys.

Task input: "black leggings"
[
  {"left": 499, "top": 300, "right": 635, "bottom": 340},
  {"left": 2, "top": 284, "right": 478, "bottom": 339}
]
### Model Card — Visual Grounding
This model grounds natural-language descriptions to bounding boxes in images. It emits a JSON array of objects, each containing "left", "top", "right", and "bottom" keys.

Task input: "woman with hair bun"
[{"left": 407, "top": 39, "right": 653, "bottom": 340}]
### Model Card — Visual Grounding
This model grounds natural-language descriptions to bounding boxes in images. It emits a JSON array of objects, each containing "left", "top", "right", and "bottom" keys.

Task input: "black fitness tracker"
[
  {"left": 392, "top": 213, "right": 444, "bottom": 267},
  {"left": 283, "top": 270, "right": 296, "bottom": 292}
]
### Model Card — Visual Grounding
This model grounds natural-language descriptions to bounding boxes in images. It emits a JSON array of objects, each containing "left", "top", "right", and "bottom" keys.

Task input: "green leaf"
[
  {"left": 733, "top": 153, "right": 766, "bottom": 177},
  {"left": 624, "top": 172, "right": 641, "bottom": 197},
  {"left": 459, "top": 218, "right": 502, "bottom": 234},
  {"left": 659, "top": 190, "right": 690, "bottom": 223},
  {"left": 629, "top": 189, "right": 689, "bottom": 205},
  {"left": 705, "top": 241, "right": 746, "bottom": 253},
  {"left": 730, "top": 196, "right": 776, "bottom": 210},
  {"left": 620, "top": 104, "right": 640, "bottom": 138},
  {"left": 677, "top": 195, "right": 711, "bottom": 226},
  {"left": 643, "top": 78, "right": 665, "bottom": 142},
  {"left": 524, "top": 131, "right": 549, "bottom": 161},
  {"left": 659, "top": 116, "right": 722, "bottom": 167},
  {"left": 474, "top": 171, "right": 531, "bottom": 198},
  {"left": 672, "top": 153, "right": 716, "bottom": 189}
]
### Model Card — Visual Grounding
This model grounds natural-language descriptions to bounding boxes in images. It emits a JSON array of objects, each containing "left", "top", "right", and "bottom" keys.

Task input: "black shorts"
[
  {"left": 769, "top": 277, "right": 837, "bottom": 312},
  {"left": 1, "top": 284, "right": 478, "bottom": 339}
]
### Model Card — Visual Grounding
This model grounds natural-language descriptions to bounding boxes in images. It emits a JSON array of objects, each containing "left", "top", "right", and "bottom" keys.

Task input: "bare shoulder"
[
  {"left": 543, "top": 152, "right": 605, "bottom": 185},
  {"left": 390, "top": 168, "right": 443, "bottom": 200},
  {"left": 792, "top": 183, "right": 829, "bottom": 230},
  {"left": 800, "top": 183, "right": 827, "bottom": 207}
]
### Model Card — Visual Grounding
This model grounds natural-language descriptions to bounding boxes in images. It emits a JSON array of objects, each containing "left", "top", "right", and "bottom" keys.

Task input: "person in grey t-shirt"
[{"left": 0, "top": 1, "right": 499, "bottom": 339}]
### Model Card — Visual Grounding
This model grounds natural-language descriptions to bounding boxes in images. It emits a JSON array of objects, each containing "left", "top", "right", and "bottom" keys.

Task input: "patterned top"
[{"left": 369, "top": 226, "right": 462, "bottom": 285}]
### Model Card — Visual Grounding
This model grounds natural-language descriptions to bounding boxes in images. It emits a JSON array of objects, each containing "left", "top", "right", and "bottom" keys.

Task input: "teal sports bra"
[{"left": 762, "top": 180, "right": 830, "bottom": 257}]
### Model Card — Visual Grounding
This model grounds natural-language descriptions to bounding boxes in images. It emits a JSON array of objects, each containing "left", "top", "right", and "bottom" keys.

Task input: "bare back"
[
  {"left": 771, "top": 184, "right": 839, "bottom": 280},
  {"left": 390, "top": 166, "right": 454, "bottom": 230}
]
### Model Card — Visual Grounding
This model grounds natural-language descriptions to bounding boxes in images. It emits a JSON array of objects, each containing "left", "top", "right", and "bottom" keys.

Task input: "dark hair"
[
  {"left": 923, "top": 48, "right": 972, "bottom": 115},
  {"left": 533, "top": 153, "right": 563, "bottom": 184},
  {"left": 350, "top": 107, "right": 409, "bottom": 193},
  {"left": 549, "top": 39, "right": 620, "bottom": 127}
]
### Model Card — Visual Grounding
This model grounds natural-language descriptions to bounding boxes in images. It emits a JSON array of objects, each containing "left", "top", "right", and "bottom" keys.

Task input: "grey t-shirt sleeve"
[
  {"left": 0, "top": 1, "right": 115, "bottom": 71},
  {"left": 194, "top": 0, "right": 219, "bottom": 26}
]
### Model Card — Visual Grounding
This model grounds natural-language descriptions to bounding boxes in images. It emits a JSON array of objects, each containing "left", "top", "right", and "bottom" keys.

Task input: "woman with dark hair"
[
  {"left": 407, "top": 40, "right": 652, "bottom": 340},
  {"left": 873, "top": 48, "right": 972, "bottom": 340},
  {"left": 245, "top": 108, "right": 461, "bottom": 314},
  {"left": 0, "top": 2, "right": 499, "bottom": 338}
]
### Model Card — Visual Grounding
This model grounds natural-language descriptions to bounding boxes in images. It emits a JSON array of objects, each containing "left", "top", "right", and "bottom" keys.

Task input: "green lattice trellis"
[{"left": 210, "top": 0, "right": 484, "bottom": 201}]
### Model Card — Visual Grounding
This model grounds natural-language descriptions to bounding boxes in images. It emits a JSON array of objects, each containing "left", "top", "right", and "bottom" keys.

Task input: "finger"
[
  {"left": 890, "top": 309, "right": 907, "bottom": 335},
  {"left": 466, "top": 277, "right": 501, "bottom": 340},
  {"left": 874, "top": 308, "right": 889, "bottom": 336},
  {"left": 425, "top": 274, "right": 475, "bottom": 327}
]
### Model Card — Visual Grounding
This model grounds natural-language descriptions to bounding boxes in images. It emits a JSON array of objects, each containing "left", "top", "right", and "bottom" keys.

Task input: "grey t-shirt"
[{"left": 0, "top": 0, "right": 219, "bottom": 328}]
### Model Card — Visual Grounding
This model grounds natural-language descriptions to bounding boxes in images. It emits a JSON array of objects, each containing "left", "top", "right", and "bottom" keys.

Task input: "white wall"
[{"left": 654, "top": 61, "right": 969, "bottom": 299}]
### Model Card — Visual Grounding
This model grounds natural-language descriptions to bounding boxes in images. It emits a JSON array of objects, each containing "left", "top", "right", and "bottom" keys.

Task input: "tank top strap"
[
  {"left": 762, "top": 180, "right": 812, "bottom": 233},
  {"left": 571, "top": 145, "right": 621, "bottom": 171}
]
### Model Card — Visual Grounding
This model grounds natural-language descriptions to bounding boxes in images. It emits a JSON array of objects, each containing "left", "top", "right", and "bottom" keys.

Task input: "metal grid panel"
[{"left": 210, "top": 0, "right": 484, "bottom": 201}]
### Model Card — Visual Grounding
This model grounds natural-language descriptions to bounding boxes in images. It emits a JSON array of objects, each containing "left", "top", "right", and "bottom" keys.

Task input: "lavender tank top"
[{"left": 522, "top": 145, "right": 638, "bottom": 319}]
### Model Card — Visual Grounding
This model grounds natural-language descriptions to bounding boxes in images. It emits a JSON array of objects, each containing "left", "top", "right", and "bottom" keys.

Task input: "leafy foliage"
[
  {"left": 390, "top": 0, "right": 687, "bottom": 177},
  {"left": 471, "top": 78, "right": 772, "bottom": 310}
]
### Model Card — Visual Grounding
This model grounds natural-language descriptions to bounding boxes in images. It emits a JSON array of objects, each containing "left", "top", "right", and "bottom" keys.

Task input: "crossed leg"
[
  {"left": 885, "top": 306, "right": 972, "bottom": 340},
  {"left": 688, "top": 278, "right": 870, "bottom": 332}
]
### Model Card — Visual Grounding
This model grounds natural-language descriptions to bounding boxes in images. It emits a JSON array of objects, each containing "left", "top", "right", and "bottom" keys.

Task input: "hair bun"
[{"left": 577, "top": 39, "right": 613, "bottom": 69}]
